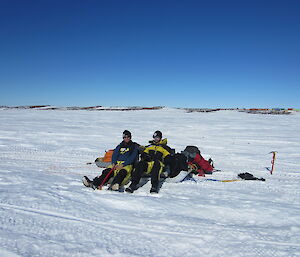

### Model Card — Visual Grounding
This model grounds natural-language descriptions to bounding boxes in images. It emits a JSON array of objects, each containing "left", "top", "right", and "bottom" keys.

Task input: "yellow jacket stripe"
[{"left": 144, "top": 145, "right": 170, "bottom": 159}]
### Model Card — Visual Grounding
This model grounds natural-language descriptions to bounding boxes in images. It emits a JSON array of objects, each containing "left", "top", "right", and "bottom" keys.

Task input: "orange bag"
[{"left": 103, "top": 149, "right": 114, "bottom": 162}]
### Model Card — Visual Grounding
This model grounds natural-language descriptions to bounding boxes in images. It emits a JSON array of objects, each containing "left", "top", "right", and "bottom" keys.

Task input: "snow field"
[{"left": 0, "top": 108, "right": 300, "bottom": 256}]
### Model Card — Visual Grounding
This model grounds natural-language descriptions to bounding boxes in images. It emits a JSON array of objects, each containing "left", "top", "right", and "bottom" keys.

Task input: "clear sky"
[{"left": 0, "top": 0, "right": 299, "bottom": 108}]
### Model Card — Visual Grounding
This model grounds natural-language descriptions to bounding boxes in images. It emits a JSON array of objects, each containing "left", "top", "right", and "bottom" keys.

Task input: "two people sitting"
[{"left": 83, "top": 130, "right": 172, "bottom": 193}]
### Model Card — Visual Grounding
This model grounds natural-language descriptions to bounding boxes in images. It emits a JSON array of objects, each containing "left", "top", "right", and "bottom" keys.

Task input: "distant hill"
[{"left": 0, "top": 105, "right": 297, "bottom": 114}]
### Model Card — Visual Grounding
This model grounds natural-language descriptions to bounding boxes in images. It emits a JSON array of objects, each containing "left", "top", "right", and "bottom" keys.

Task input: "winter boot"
[
  {"left": 82, "top": 176, "right": 96, "bottom": 190},
  {"left": 150, "top": 185, "right": 159, "bottom": 194},
  {"left": 111, "top": 183, "right": 120, "bottom": 191},
  {"left": 125, "top": 183, "right": 138, "bottom": 193}
]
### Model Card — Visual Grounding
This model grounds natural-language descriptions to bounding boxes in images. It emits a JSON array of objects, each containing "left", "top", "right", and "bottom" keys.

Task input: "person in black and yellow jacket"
[{"left": 126, "top": 130, "right": 172, "bottom": 193}]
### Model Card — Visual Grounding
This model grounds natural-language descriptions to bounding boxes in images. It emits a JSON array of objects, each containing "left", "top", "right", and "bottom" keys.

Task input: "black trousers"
[
  {"left": 131, "top": 160, "right": 162, "bottom": 188},
  {"left": 93, "top": 168, "right": 128, "bottom": 187}
]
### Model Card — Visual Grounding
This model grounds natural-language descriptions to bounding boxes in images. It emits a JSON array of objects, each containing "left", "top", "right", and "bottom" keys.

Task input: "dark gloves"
[
  {"left": 238, "top": 172, "right": 266, "bottom": 181},
  {"left": 141, "top": 152, "right": 152, "bottom": 162}
]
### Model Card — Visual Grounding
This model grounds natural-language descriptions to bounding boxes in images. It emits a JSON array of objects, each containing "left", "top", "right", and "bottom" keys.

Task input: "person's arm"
[
  {"left": 123, "top": 146, "right": 138, "bottom": 166},
  {"left": 111, "top": 145, "right": 120, "bottom": 164},
  {"left": 141, "top": 147, "right": 152, "bottom": 161},
  {"left": 161, "top": 147, "right": 171, "bottom": 159}
]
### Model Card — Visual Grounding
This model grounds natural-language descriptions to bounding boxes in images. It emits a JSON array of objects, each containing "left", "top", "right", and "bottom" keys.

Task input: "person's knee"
[
  {"left": 137, "top": 160, "right": 147, "bottom": 169},
  {"left": 152, "top": 160, "right": 161, "bottom": 171},
  {"left": 118, "top": 169, "right": 127, "bottom": 176},
  {"left": 102, "top": 168, "right": 111, "bottom": 175}
]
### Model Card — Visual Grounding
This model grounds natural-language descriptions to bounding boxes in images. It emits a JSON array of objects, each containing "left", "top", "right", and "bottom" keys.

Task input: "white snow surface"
[{"left": 0, "top": 108, "right": 300, "bottom": 257}]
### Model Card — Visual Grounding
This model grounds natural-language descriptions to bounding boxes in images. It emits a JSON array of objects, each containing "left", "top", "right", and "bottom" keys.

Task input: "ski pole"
[{"left": 269, "top": 151, "right": 277, "bottom": 175}]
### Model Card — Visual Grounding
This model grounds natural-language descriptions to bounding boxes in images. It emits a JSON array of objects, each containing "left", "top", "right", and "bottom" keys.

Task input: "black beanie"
[
  {"left": 123, "top": 130, "right": 132, "bottom": 138},
  {"left": 153, "top": 130, "right": 162, "bottom": 139}
]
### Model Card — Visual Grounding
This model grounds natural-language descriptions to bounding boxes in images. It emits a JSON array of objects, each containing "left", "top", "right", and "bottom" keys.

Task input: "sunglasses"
[{"left": 123, "top": 136, "right": 131, "bottom": 139}]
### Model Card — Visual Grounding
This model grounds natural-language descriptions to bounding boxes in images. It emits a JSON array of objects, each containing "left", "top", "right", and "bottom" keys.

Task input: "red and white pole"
[{"left": 269, "top": 151, "right": 277, "bottom": 175}]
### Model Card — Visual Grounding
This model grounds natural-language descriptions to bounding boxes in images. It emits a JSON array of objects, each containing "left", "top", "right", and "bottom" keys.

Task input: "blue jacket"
[{"left": 112, "top": 140, "right": 138, "bottom": 166}]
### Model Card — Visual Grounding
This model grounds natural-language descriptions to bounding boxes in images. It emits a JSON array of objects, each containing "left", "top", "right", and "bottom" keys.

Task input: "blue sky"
[{"left": 0, "top": 0, "right": 299, "bottom": 108}]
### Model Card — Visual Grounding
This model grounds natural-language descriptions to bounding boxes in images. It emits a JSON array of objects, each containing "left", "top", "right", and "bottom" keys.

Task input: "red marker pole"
[{"left": 269, "top": 151, "right": 277, "bottom": 175}]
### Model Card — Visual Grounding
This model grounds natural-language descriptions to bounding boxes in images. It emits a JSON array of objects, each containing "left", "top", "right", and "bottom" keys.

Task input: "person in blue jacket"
[{"left": 83, "top": 130, "right": 139, "bottom": 191}]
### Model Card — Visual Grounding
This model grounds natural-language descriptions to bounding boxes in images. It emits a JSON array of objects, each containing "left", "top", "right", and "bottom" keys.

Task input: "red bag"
[{"left": 188, "top": 153, "right": 213, "bottom": 176}]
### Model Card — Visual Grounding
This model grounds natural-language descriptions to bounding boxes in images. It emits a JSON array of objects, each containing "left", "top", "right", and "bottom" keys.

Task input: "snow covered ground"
[{"left": 0, "top": 108, "right": 300, "bottom": 257}]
